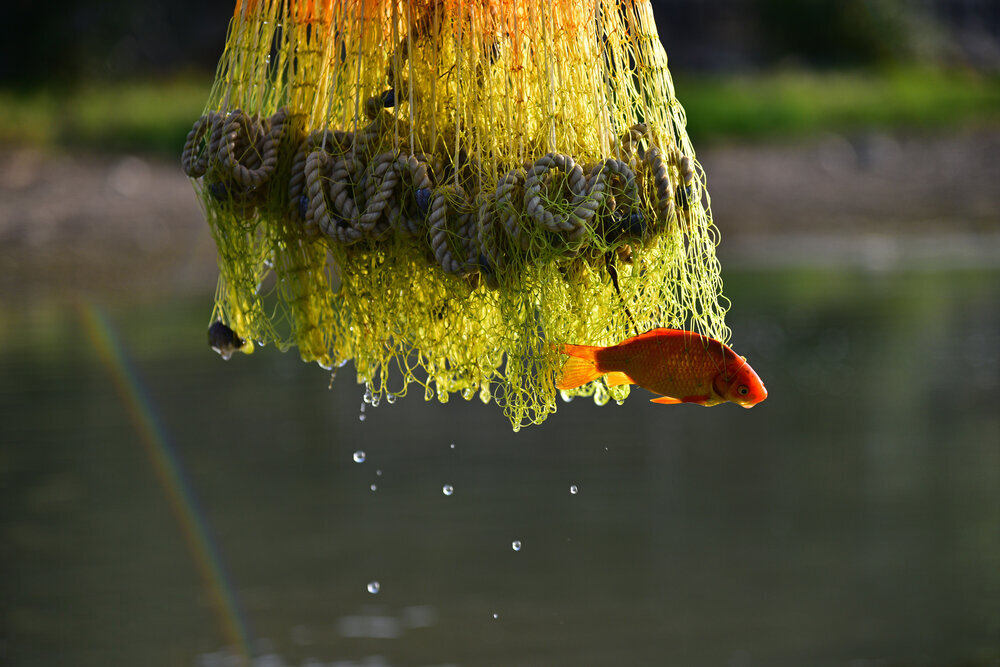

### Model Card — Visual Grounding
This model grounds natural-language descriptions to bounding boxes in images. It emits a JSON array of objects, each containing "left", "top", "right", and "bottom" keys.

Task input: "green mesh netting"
[{"left": 183, "top": 0, "right": 730, "bottom": 429}]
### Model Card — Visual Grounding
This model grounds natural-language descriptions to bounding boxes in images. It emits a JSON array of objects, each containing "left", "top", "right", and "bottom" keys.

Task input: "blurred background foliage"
[{"left": 0, "top": 0, "right": 998, "bottom": 154}]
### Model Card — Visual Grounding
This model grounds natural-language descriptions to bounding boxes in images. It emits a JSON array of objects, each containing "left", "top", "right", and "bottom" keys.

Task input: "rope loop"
[
  {"left": 219, "top": 109, "right": 277, "bottom": 189},
  {"left": 429, "top": 184, "right": 477, "bottom": 275},
  {"left": 358, "top": 151, "right": 399, "bottom": 241},
  {"left": 637, "top": 147, "right": 675, "bottom": 228},
  {"left": 393, "top": 153, "right": 434, "bottom": 237},
  {"left": 325, "top": 154, "right": 367, "bottom": 244},
  {"left": 495, "top": 168, "right": 528, "bottom": 251},
  {"left": 304, "top": 150, "right": 365, "bottom": 244},
  {"left": 523, "top": 152, "right": 593, "bottom": 241},
  {"left": 588, "top": 158, "right": 643, "bottom": 240},
  {"left": 289, "top": 129, "right": 353, "bottom": 221},
  {"left": 476, "top": 193, "right": 504, "bottom": 274},
  {"left": 181, "top": 112, "right": 223, "bottom": 177},
  {"left": 618, "top": 123, "right": 650, "bottom": 161}
]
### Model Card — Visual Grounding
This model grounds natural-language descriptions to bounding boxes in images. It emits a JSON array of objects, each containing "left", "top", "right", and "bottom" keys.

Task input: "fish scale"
[{"left": 598, "top": 331, "right": 732, "bottom": 398}]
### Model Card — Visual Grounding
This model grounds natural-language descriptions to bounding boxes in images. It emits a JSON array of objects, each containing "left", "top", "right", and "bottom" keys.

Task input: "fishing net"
[{"left": 183, "top": 0, "right": 729, "bottom": 429}]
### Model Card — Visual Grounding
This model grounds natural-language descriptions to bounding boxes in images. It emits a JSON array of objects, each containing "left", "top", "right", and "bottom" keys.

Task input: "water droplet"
[
  {"left": 462, "top": 388, "right": 473, "bottom": 400},
  {"left": 353, "top": 450, "right": 366, "bottom": 463},
  {"left": 376, "top": 469, "right": 382, "bottom": 476},
  {"left": 492, "top": 613, "right": 499, "bottom": 620},
  {"left": 367, "top": 581, "right": 380, "bottom": 594},
  {"left": 570, "top": 485, "right": 579, "bottom": 494},
  {"left": 360, "top": 404, "right": 366, "bottom": 413},
  {"left": 371, "top": 395, "right": 381, "bottom": 408},
  {"left": 386, "top": 393, "right": 397, "bottom": 404},
  {"left": 512, "top": 425, "right": 521, "bottom": 433},
  {"left": 442, "top": 484, "right": 454, "bottom": 496},
  {"left": 370, "top": 484, "right": 377, "bottom": 491},
  {"left": 615, "top": 399, "right": 624, "bottom": 406},
  {"left": 449, "top": 443, "right": 455, "bottom": 449},
  {"left": 511, "top": 540, "right": 522, "bottom": 551},
  {"left": 359, "top": 414, "right": 366, "bottom": 422}
]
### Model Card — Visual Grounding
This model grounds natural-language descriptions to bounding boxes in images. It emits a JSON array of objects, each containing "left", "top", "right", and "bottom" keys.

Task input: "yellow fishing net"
[{"left": 183, "top": 0, "right": 729, "bottom": 429}]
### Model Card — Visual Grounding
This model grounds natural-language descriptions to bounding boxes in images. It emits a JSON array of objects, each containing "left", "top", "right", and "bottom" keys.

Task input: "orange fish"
[{"left": 556, "top": 328, "right": 767, "bottom": 408}]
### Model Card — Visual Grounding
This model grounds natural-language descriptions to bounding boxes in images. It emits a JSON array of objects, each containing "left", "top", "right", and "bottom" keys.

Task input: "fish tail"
[{"left": 556, "top": 343, "right": 605, "bottom": 390}]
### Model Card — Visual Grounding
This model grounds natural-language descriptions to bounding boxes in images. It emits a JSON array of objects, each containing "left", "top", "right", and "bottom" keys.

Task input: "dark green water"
[{"left": 2, "top": 269, "right": 998, "bottom": 667}]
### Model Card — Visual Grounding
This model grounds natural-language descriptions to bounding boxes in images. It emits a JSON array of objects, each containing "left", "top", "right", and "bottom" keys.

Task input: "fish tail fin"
[{"left": 556, "top": 343, "right": 605, "bottom": 390}]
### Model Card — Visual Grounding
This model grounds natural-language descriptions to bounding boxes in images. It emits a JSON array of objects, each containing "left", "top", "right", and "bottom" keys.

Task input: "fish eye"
[{"left": 737, "top": 384, "right": 749, "bottom": 396}]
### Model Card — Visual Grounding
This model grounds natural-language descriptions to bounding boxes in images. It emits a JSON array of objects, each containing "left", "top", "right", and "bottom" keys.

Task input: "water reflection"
[{"left": 1, "top": 269, "right": 998, "bottom": 666}]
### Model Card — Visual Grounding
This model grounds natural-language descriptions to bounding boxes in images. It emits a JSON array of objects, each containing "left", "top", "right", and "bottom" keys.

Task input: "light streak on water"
[{"left": 78, "top": 300, "right": 253, "bottom": 664}]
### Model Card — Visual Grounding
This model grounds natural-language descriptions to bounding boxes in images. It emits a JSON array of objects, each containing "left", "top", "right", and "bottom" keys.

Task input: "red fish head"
[{"left": 720, "top": 360, "right": 768, "bottom": 408}]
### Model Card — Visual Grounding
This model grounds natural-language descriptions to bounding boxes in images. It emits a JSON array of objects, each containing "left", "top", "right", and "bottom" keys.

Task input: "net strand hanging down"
[{"left": 183, "top": 0, "right": 730, "bottom": 429}]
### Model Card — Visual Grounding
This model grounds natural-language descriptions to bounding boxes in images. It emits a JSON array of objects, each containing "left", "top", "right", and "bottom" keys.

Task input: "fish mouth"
[{"left": 740, "top": 390, "right": 766, "bottom": 408}]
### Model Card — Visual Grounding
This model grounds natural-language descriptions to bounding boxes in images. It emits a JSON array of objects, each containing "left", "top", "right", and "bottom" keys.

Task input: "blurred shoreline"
[{"left": 1, "top": 128, "right": 998, "bottom": 301}]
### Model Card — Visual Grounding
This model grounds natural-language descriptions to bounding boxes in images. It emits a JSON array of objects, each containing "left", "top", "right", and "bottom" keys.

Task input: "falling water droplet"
[
  {"left": 442, "top": 484, "right": 454, "bottom": 496},
  {"left": 359, "top": 414, "right": 366, "bottom": 422},
  {"left": 367, "top": 581, "right": 380, "bottom": 594},
  {"left": 360, "top": 404, "right": 366, "bottom": 413},
  {"left": 512, "top": 540, "right": 522, "bottom": 551},
  {"left": 376, "top": 469, "right": 382, "bottom": 476},
  {"left": 353, "top": 450, "right": 366, "bottom": 463},
  {"left": 370, "top": 484, "right": 377, "bottom": 491},
  {"left": 570, "top": 485, "right": 579, "bottom": 495},
  {"left": 492, "top": 613, "right": 499, "bottom": 620},
  {"left": 449, "top": 443, "right": 455, "bottom": 449}
]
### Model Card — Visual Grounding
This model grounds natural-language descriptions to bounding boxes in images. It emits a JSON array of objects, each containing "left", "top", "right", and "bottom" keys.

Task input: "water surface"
[{"left": 1, "top": 268, "right": 998, "bottom": 666}]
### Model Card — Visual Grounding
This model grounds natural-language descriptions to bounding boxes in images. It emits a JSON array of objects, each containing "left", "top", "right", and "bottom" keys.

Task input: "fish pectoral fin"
[
  {"left": 650, "top": 394, "right": 714, "bottom": 405},
  {"left": 605, "top": 371, "right": 633, "bottom": 387}
]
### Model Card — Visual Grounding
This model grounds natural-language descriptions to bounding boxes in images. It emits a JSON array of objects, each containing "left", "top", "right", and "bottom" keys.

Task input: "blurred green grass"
[
  {"left": 0, "top": 76, "right": 210, "bottom": 156},
  {"left": 1, "top": 68, "right": 998, "bottom": 157},
  {"left": 676, "top": 67, "right": 1000, "bottom": 142}
]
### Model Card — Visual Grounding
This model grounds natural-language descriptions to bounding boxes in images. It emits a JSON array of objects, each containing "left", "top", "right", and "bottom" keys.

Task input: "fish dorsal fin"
[
  {"left": 605, "top": 371, "right": 633, "bottom": 387},
  {"left": 650, "top": 395, "right": 682, "bottom": 404}
]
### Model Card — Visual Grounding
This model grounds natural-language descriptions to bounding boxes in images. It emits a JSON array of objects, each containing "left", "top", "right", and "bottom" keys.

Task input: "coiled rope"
[{"left": 183, "top": 102, "right": 694, "bottom": 281}]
